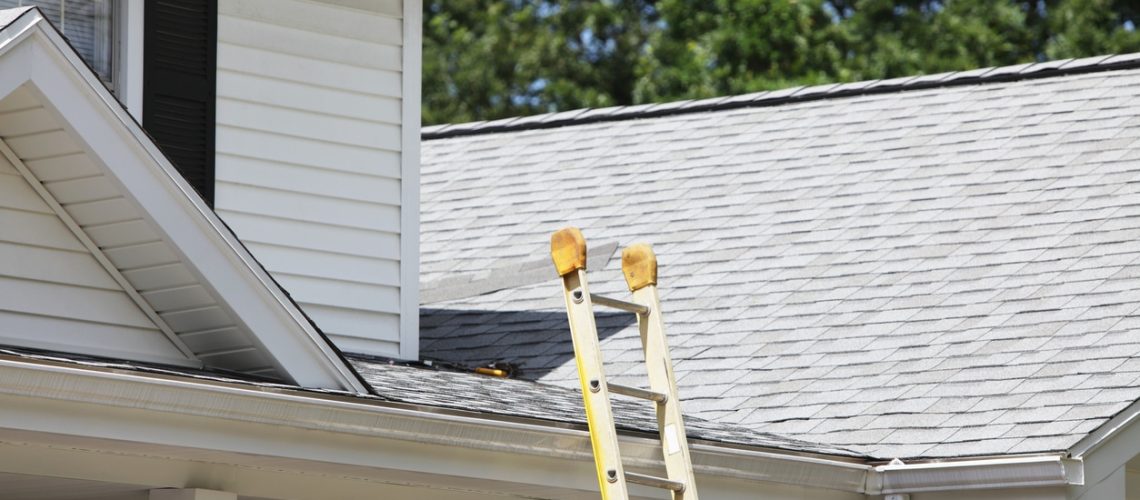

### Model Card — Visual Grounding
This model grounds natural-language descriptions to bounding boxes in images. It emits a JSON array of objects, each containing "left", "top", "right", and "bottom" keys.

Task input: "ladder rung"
[
  {"left": 625, "top": 471, "right": 685, "bottom": 492},
  {"left": 607, "top": 382, "right": 668, "bottom": 403},
  {"left": 590, "top": 294, "right": 649, "bottom": 314}
]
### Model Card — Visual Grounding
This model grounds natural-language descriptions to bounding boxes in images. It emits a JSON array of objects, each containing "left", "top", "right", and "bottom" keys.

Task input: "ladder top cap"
[
  {"left": 622, "top": 243, "right": 657, "bottom": 291},
  {"left": 551, "top": 227, "right": 588, "bottom": 276}
]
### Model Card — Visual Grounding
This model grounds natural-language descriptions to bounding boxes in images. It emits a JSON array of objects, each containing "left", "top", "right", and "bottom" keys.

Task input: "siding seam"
[
  {"left": 216, "top": 95, "right": 402, "bottom": 126},
  {"left": 215, "top": 152, "right": 402, "bottom": 180},
  {"left": 215, "top": 67, "right": 401, "bottom": 99},
  {"left": 215, "top": 123, "right": 401, "bottom": 153}
]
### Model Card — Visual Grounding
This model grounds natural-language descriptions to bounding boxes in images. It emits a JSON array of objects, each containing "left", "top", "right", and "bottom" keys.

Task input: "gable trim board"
[
  {"left": 0, "top": 8, "right": 365, "bottom": 392},
  {"left": 0, "top": 353, "right": 1100, "bottom": 498}
]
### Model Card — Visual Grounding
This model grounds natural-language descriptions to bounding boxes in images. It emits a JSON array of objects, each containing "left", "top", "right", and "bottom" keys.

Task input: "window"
[{"left": 2, "top": 1, "right": 115, "bottom": 85}]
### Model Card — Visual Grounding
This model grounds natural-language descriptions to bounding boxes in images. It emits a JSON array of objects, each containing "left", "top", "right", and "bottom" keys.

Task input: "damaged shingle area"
[{"left": 417, "top": 57, "right": 1140, "bottom": 460}]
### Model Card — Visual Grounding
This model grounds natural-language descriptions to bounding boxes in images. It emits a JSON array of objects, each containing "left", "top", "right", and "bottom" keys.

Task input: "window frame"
[{"left": 115, "top": 0, "right": 144, "bottom": 120}]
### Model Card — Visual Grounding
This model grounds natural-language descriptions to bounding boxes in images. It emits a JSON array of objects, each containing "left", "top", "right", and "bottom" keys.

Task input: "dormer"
[{"left": 10, "top": 0, "right": 421, "bottom": 361}]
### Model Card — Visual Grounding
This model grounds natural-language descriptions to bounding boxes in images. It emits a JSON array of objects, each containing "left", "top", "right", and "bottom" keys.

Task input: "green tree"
[
  {"left": 832, "top": 0, "right": 1039, "bottom": 79},
  {"left": 422, "top": 0, "right": 658, "bottom": 124},
  {"left": 636, "top": 0, "right": 843, "bottom": 101},
  {"left": 1044, "top": 0, "right": 1140, "bottom": 59},
  {"left": 422, "top": 1, "right": 543, "bottom": 124},
  {"left": 424, "top": 0, "right": 1140, "bottom": 125}
]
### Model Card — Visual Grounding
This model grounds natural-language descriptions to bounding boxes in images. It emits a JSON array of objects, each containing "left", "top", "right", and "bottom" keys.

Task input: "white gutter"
[
  {"left": 870, "top": 455, "right": 1084, "bottom": 495},
  {"left": 0, "top": 356, "right": 868, "bottom": 493},
  {"left": 0, "top": 355, "right": 1090, "bottom": 495}
]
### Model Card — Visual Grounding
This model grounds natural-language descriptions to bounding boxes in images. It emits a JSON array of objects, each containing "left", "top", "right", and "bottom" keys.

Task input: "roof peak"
[{"left": 424, "top": 52, "right": 1140, "bottom": 140}]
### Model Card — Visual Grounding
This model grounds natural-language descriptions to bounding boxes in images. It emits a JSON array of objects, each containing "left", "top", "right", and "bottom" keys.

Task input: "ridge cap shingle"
[{"left": 422, "top": 52, "right": 1140, "bottom": 140}]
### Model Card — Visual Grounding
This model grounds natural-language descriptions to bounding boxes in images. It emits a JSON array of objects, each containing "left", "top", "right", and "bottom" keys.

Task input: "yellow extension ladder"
[{"left": 550, "top": 227, "right": 699, "bottom": 500}]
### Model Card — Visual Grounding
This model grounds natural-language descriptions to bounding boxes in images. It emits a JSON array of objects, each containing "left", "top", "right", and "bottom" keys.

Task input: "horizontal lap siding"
[
  {"left": 0, "top": 155, "right": 187, "bottom": 364},
  {"left": 215, "top": 0, "right": 405, "bottom": 355},
  {"left": 0, "top": 88, "right": 272, "bottom": 373}
]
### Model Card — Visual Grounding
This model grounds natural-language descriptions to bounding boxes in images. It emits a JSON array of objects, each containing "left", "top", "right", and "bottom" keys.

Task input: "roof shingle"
[{"left": 418, "top": 62, "right": 1140, "bottom": 459}]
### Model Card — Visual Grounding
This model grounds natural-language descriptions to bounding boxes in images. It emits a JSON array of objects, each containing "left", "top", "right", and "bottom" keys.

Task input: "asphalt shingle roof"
[
  {"left": 347, "top": 355, "right": 860, "bottom": 456},
  {"left": 417, "top": 60, "right": 1140, "bottom": 460}
]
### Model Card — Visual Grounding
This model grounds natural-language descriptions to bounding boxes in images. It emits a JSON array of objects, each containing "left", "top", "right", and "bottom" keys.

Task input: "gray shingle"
[
  {"left": 418, "top": 62, "right": 1140, "bottom": 460},
  {"left": 347, "top": 356, "right": 858, "bottom": 456}
]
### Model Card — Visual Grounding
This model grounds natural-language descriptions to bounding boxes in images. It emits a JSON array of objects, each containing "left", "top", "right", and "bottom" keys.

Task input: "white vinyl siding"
[
  {"left": 0, "top": 143, "right": 185, "bottom": 363},
  {"left": 214, "top": 0, "right": 410, "bottom": 357},
  {"left": 0, "top": 86, "right": 279, "bottom": 374}
]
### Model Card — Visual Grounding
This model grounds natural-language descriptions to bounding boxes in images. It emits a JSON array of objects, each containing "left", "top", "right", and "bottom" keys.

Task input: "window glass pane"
[{"left": 0, "top": 0, "right": 113, "bottom": 83}]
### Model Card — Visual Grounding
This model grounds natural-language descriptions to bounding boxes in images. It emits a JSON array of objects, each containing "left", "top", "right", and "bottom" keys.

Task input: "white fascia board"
[
  {"left": 0, "top": 355, "right": 873, "bottom": 498},
  {"left": 4, "top": 14, "right": 366, "bottom": 393},
  {"left": 0, "top": 352, "right": 1094, "bottom": 497},
  {"left": 871, "top": 455, "right": 1084, "bottom": 495},
  {"left": 399, "top": 0, "right": 422, "bottom": 361}
]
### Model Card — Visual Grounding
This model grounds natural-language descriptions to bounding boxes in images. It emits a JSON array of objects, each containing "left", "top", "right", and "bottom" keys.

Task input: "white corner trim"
[
  {"left": 0, "top": 137, "right": 199, "bottom": 364},
  {"left": 8, "top": 17, "right": 367, "bottom": 393},
  {"left": 398, "top": 0, "right": 422, "bottom": 361},
  {"left": 119, "top": 0, "right": 144, "bottom": 120}
]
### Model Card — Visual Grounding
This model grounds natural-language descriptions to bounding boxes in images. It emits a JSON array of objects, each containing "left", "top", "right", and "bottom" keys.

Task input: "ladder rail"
[
  {"left": 630, "top": 283, "right": 699, "bottom": 500},
  {"left": 552, "top": 229, "right": 630, "bottom": 500},
  {"left": 624, "top": 243, "right": 700, "bottom": 500}
]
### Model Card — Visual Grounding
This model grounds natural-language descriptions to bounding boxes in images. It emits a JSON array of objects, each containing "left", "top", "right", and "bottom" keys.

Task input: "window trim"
[{"left": 115, "top": 0, "right": 143, "bottom": 120}]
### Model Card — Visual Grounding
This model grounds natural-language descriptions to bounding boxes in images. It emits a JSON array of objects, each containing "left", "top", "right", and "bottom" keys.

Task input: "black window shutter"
[{"left": 143, "top": 0, "right": 217, "bottom": 206}]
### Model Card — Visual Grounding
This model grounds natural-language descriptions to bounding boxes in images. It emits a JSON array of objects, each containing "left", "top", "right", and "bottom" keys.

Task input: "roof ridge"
[{"left": 424, "top": 52, "right": 1140, "bottom": 140}]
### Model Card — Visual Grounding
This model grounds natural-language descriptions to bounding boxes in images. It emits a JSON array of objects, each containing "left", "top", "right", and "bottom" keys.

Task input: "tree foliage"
[{"left": 424, "top": 0, "right": 1140, "bottom": 125}]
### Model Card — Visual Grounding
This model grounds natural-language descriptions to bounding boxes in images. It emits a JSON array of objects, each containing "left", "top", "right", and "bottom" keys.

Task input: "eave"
[{"left": 0, "top": 354, "right": 1093, "bottom": 498}]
